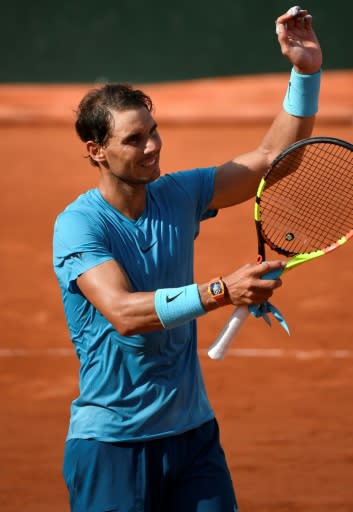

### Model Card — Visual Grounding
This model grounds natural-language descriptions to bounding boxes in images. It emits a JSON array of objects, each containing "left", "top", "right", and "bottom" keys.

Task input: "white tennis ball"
[{"left": 287, "top": 5, "right": 301, "bottom": 17}]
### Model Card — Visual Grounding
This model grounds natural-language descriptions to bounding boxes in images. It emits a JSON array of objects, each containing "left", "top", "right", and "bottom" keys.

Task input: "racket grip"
[{"left": 207, "top": 306, "right": 250, "bottom": 360}]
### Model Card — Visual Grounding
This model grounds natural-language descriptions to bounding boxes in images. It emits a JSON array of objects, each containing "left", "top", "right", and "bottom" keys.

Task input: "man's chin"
[{"left": 146, "top": 166, "right": 161, "bottom": 182}]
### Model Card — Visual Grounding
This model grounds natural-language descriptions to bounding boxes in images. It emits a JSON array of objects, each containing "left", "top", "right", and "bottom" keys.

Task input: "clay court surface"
[{"left": 1, "top": 71, "right": 353, "bottom": 511}]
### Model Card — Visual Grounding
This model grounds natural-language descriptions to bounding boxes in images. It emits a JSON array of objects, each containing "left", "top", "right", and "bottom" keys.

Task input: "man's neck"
[{"left": 98, "top": 176, "right": 147, "bottom": 221}]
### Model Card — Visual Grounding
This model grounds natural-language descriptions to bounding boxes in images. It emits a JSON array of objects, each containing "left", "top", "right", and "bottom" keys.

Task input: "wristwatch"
[{"left": 207, "top": 277, "right": 226, "bottom": 303}]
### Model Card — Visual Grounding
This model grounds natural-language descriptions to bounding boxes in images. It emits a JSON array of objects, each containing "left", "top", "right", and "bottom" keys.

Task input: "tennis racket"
[{"left": 208, "top": 136, "right": 353, "bottom": 360}]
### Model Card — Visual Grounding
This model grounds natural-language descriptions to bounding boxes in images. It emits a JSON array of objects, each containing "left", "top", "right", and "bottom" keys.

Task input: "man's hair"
[{"left": 75, "top": 83, "right": 154, "bottom": 167}]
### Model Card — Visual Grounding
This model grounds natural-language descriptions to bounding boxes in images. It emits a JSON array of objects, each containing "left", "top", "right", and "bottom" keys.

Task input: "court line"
[
  {"left": 0, "top": 348, "right": 351, "bottom": 359},
  {"left": 0, "top": 348, "right": 73, "bottom": 357},
  {"left": 199, "top": 348, "right": 353, "bottom": 359}
]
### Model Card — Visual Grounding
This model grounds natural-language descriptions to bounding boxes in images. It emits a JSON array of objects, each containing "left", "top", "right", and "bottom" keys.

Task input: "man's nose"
[{"left": 145, "top": 134, "right": 161, "bottom": 153}]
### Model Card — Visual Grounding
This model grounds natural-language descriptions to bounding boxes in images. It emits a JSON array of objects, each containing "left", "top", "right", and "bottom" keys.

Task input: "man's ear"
[{"left": 86, "top": 141, "right": 106, "bottom": 165}]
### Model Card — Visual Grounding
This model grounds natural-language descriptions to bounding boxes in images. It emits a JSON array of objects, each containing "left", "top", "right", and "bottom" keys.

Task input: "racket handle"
[{"left": 207, "top": 306, "right": 250, "bottom": 360}]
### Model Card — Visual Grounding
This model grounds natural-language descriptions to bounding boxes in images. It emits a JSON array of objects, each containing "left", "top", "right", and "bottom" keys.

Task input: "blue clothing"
[
  {"left": 53, "top": 167, "right": 218, "bottom": 442},
  {"left": 63, "top": 420, "right": 238, "bottom": 512}
]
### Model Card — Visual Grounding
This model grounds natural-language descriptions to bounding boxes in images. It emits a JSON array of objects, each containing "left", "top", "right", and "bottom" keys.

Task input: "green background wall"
[{"left": 2, "top": 1, "right": 352, "bottom": 84}]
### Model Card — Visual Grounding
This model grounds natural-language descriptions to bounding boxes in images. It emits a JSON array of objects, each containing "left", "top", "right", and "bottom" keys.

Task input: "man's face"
[{"left": 98, "top": 107, "right": 162, "bottom": 185}]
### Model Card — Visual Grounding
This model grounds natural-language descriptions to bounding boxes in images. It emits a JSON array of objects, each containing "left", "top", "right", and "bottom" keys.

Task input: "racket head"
[{"left": 254, "top": 136, "right": 353, "bottom": 267}]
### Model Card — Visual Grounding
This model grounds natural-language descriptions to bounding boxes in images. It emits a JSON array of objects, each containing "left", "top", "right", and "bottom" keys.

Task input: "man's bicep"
[
  {"left": 76, "top": 259, "right": 161, "bottom": 335},
  {"left": 77, "top": 259, "right": 131, "bottom": 316},
  {"left": 210, "top": 151, "right": 268, "bottom": 209}
]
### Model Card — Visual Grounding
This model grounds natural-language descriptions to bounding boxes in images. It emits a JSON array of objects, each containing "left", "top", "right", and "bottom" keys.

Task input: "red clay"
[{"left": 1, "top": 73, "right": 353, "bottom": 511}]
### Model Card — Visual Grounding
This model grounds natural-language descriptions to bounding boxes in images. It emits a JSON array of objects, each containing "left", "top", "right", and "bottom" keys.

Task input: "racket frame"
[
  {"left": 208, "top": 136, "right": 353, "bottom": 360},
  {"left": 255, "top": 136, "right": 353, "bottom": 272}
]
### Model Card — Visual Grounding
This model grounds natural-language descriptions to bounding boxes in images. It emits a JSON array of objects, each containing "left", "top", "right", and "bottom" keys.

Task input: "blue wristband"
[
  {"left": 283, "top": 67, "right": 321, "bottom": 117},
  {"left": 155, "top": 284, "right": 206, "bottom": 329}
]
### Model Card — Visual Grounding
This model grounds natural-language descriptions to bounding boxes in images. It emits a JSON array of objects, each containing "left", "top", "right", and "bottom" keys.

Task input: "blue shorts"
[{"left": 63, "top": 419, "right": 239, "bottom": 512}]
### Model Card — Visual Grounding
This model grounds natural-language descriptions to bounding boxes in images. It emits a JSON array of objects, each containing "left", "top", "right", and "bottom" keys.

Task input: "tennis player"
[{"left": 53, "top": 6, "right": 322, "bottom": 512}]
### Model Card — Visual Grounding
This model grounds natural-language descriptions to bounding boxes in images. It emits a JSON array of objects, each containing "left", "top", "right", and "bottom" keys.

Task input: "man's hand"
[
  {"left": 222, "top": 260, "right": 285, "bottom": 307},
  {"left": 276, "top": 6, "right": 322, "bottom": 74}
]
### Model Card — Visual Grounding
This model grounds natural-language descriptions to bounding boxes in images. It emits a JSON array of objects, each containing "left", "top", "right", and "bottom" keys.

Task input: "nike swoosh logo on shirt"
[
  {"left": 166, "top": 291, "right": 183, "bottom": 303},
  {"left": 140, "top": 241, "right": 157, "bottom": 253}
]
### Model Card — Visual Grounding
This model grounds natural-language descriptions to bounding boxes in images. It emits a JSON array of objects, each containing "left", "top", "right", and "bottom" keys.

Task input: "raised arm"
[
  {"left": 74, "top": 6, "right": 323, "bottom": 337},
  {"left": 209, "top": 6, "right": 323, "bottom": 209}
]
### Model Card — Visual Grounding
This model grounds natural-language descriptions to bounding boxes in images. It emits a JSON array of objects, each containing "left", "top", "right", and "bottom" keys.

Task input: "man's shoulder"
[
  {"left": 55, "top": 189, "right": 100, "bottom": 220},
  {"left": 54, "top": 190, "right": 103, "bottom": 233},
  {"left": 159, "top": 166, "right": 216, "bottom": 180},
  {"left": 152, "top": 167, "right": 216, "bottom": 190},
  {"left": 61, "top": 189, "right": 96, "bottom": 213}
]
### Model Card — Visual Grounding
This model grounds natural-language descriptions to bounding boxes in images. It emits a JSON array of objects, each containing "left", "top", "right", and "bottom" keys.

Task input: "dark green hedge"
[{"left": 2, "top": 1, "right": 352, "bottom": 83}]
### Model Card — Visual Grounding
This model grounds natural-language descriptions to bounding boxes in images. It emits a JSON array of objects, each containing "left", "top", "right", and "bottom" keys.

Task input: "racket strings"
[{"left": 260, "top": 142, "right": 353, "bottom": 255}]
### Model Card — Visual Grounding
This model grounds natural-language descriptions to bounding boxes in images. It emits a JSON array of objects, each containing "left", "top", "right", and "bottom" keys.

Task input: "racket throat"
[{"left": 255, "top": 221, "right": 266, "bottom": 264}]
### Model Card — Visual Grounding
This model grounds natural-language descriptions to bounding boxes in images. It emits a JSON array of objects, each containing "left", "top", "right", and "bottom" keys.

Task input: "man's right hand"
[{"left": 222, "top": 260, "right": 286, "bottom": 307}]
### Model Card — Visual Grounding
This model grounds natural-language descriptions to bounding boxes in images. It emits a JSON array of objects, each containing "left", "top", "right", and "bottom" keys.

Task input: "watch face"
[{"left": 211, "top": 281, "right": 223, "bottom": 296}]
